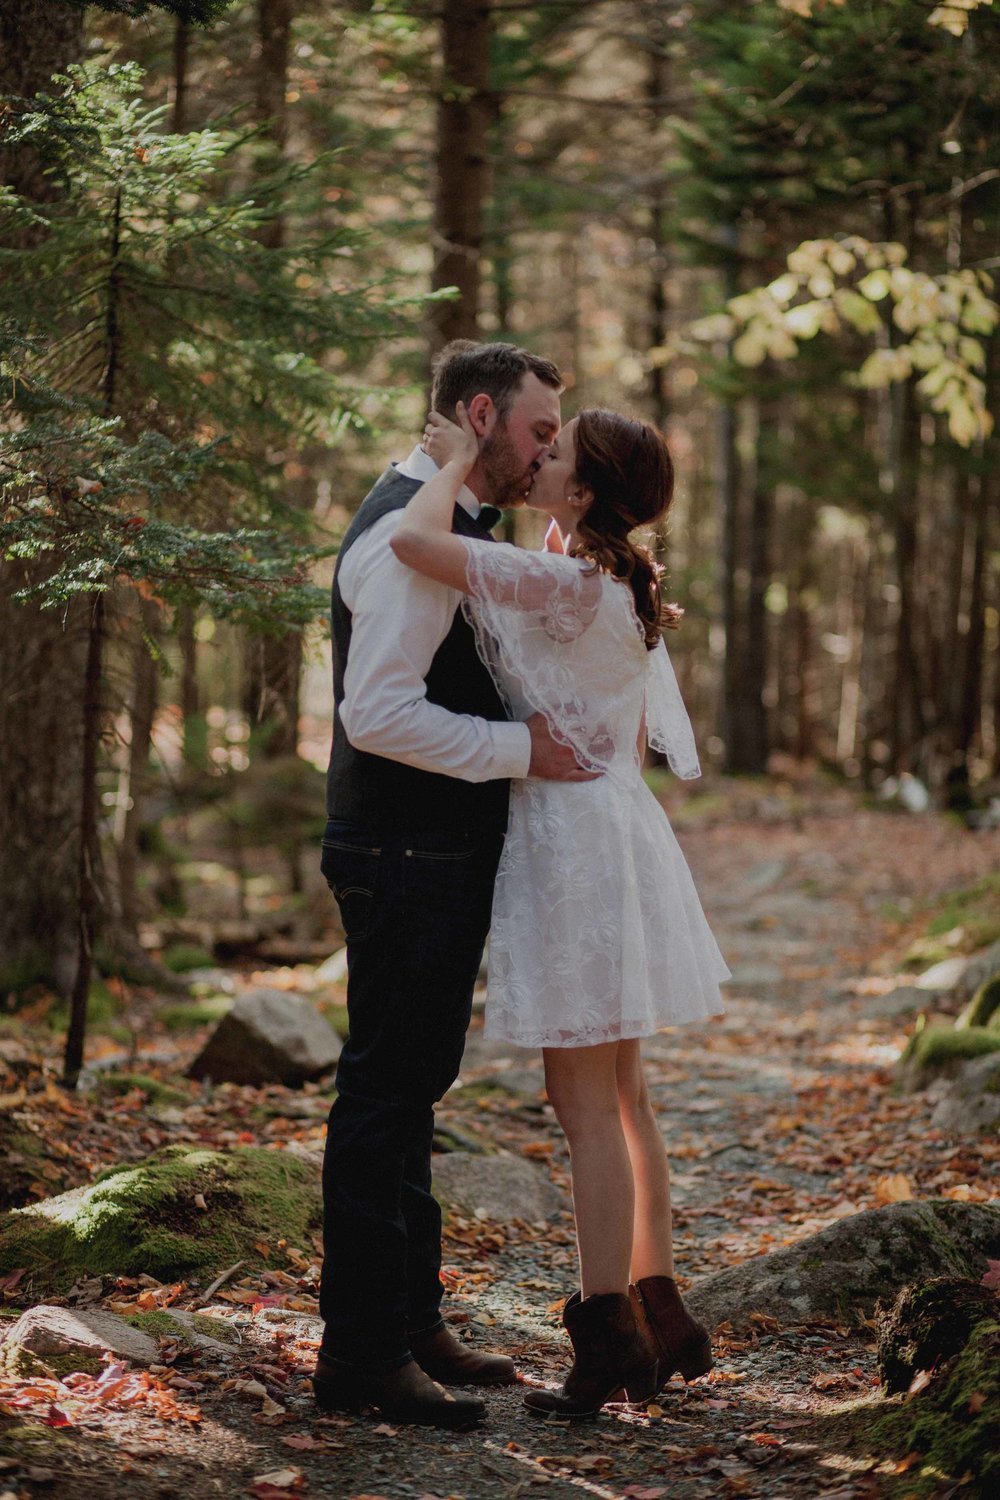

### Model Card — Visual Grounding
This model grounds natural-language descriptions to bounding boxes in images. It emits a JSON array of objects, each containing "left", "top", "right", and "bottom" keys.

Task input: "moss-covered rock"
[
  {"left": 124, "top": 1309, "right": 238, "bottom": 1347},
  {"left": 684, "top": 1200, "right": 1000, "bottom": 1334},
  {"left": 864, "top": 1277, "right": 1000, "bottom": 1497},
  {"left": 957, "top": 974, "right": 1000, "bottom": 1030},
  {"left": 897, "top": 1024, "right": 1000, "bottom": 1091},
  {"left": 876, "top": 1276, "right": 997, "bottom": 1393},
  {"left": 0, "top": 1145, "right": 322, "bottom": 1294}
]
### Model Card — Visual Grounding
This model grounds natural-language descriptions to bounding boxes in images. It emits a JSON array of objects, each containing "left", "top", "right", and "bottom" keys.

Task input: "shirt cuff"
[{"left": 492, "top": 721, "right": 532, "bottom": 780}]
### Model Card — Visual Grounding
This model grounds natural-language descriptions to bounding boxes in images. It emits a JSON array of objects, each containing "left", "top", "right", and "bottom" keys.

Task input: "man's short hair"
[{"left": 430, "top": 340, "right": 563, "bottom": 423}]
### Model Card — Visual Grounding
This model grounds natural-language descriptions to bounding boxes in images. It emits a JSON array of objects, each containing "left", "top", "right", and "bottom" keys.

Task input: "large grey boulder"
[
  {"left": 929, "top": 1053, "right": 1000, "bottom": 1135},
  {"left": 433, "top": 1150, "right": 566, "bottom": 1224},
  {"left": 187, "top": 987, "right": 341, "bottom": 1086},
  {"left": 0, "top": 1304, "right": 233, "bottom": 1377},
  {"left": 684, "top": 1200, "right": 1000, "bottom": 1334}
]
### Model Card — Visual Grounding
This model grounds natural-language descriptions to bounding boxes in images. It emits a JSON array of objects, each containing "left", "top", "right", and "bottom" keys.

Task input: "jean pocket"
[{"left": 321, "top": 839, "right": 382, "bottom": 943}]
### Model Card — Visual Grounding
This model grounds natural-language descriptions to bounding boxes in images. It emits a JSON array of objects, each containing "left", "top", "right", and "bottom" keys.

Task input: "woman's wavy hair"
[{"left": 568, "top": 408, "right": 677, "bottom": 650}]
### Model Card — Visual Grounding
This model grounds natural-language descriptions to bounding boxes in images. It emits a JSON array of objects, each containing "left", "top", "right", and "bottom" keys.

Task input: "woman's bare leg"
[
  {"left": 543, "top": 1042, "right": 633, "bottom": 1297},
  {"left": 616, "top": 1040, "right": 674, "bottom": 1281}
]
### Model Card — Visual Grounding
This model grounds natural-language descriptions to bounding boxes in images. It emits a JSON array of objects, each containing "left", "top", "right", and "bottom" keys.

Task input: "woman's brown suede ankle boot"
[
  {"left": 628, "top": 1275, "right": 713, "bottom": 1397},
  {"left": 523, "top": 1291, "right": 658, "bottom": 1420}
]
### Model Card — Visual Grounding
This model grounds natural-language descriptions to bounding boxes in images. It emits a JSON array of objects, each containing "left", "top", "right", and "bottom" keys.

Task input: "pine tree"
[{"left": 0, "top": 61, "right": 413, "bottom": 1078}]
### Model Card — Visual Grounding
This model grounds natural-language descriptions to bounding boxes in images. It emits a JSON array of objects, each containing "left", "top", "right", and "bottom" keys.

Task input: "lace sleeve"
[
  {"left": 462, "top": 539, "right": 601, "bottom": 642},
  {"left": 459, "top": 539, "right": 613, "bottom": 771},
  {"left": 645, "top": 636, "right": 701, "bottom": 780}
]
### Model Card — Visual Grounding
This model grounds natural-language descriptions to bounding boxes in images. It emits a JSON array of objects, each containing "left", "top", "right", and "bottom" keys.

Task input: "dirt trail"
[{"left": 4, "top": 791, "right": 998, "bottom": 1499}]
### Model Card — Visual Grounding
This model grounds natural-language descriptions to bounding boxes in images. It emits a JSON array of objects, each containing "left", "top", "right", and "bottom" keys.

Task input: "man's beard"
[{"left": 479, "top": 422, "right": 533, "bottom": 507}]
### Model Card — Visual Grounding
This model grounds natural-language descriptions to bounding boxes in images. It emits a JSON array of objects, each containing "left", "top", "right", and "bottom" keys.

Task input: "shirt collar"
[{"left": 395, "top": 444, "right": 481, "bottom": 519}]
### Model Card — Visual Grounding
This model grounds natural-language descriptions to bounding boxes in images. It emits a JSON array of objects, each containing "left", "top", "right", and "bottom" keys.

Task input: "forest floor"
[{"left": 2, "top": 773, "right": 1000, "bottom": 1500}]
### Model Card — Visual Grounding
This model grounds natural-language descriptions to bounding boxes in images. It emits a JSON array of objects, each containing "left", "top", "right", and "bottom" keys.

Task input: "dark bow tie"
[{"left": 477, "top": 505, "right": 503, "bottom": 532}]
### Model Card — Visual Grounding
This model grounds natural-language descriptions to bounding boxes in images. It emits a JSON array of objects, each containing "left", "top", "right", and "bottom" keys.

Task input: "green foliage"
[
  {"left": 158, "top": 996, "right": 233, "bottom": 1030},
  {"left": 66, "top": 0, "right": 235, "bottom": 20},
  {"left": 925, "top": 873, "right": 1000, "bottom": 951},
  {"left": 0, "top": 61, "right": 420, "bottom": 625},
  {"left": 688, "top": 238, "right": 997, "bottom": 446},
  {"left": 160, "top": 942, "right": 215, "bottom": 973},
  {"left": 94, "top": 1072, "right": 191, "bottom": 1106}
]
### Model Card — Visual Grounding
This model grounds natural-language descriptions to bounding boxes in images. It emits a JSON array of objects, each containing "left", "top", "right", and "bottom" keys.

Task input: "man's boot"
[
  {"left": 629, "top": 1275, "right": 713, "bottom": 1396},
  {"left": 523, "top": 1291, "right": 658, "bottom": 1420},
  {"left": 410, "top": 1324, "right": 516, "bottom": 1386},
  {"left": 312, "top": 1352, "right": 485, "bottom": 1431}
]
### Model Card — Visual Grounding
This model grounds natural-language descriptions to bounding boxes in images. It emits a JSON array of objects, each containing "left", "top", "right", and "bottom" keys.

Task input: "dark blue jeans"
[{"left": 318, "top": 819, "right": 503, "bottom": 1369}]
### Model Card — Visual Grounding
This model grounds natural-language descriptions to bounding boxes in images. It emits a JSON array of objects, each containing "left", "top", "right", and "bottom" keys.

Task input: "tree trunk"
[
  {"left": 645, "top": 17, "right": 670, "bottom": 429},
  {"left": 886, "top": 374, "right": 927, "bottom": 772},
  {"left": 172, "top": 20, "right": 191, "bottom": 133},
  {"left": 0, "top": 571, "right": 89, "bottom": 997},
  {"left": 956, "top": 465, "right": 991, "bottom": 760},
  {"left": 254, "top": 0, "right": 292, "bottom": 250},
  {"left": 733, "top": 397, "right": 773, "bottom": 773},
  {"left": 243, "top": 0, "right": 301, "bottom": 758},
  {"left": 244, "top": 631, "right": 301, "bottom": 757},
  {"left": 429, "top": 0, "right": 492, "bottom": 351},
  {"left": 0, "top": 0, "right": 84, "bottom": 200},
  {"left": 0, "top": 1, "right": 87, "bottom": 1000},
  {"left": 717, "top": 236, "right": 743, "bottom": 768},
  {"left": 64, "top": 594, "right": 105, "bottom": 1087},
  {"left": 117, "top": 597, "right": 161, "bottom": 935}
]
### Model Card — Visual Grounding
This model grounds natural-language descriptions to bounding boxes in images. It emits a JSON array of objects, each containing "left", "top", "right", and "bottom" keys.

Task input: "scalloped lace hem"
[{"left": 483, "top": 1011, "right": 724, "bottom": 1050}]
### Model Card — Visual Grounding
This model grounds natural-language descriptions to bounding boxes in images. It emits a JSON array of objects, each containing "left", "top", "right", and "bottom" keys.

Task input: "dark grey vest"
[{"left": 325, "top": 465, "right": 511, "bottom": 839}]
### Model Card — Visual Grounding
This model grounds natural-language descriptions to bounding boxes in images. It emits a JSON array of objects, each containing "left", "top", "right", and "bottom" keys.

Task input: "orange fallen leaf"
[{"left": 873, "top": 1173, "right": 913, "bottom": 1204}]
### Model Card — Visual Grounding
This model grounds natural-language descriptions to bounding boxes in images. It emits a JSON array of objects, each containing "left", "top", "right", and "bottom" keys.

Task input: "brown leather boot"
[
  {"left": 523, "top": 1291, "right": 658, "bottom": 1420},
  {"left": 312, "top": 1352, "right": 485, "bottom": 1430},
  {"left": 629, "top": 1275, "right": 713, "bottom": 1397},
  {"left": 410, "top": 1323, "right": 516, "bottom": 1386}
]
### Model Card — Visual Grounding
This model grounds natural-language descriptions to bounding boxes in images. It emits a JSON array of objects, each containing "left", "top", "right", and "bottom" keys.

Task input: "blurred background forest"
[{"left": 1, "top": 0, "right": 999, "bottom": 1078}]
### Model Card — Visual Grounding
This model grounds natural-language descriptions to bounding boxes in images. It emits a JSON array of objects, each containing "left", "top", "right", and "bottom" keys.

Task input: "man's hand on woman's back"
[{"left": 526, "top": 713, "right": 600, "bottom": 780}]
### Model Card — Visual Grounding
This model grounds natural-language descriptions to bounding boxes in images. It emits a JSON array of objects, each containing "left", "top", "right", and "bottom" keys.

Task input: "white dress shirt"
[{"left": 336, "top": 445, "right": 531, "bottom": 781}]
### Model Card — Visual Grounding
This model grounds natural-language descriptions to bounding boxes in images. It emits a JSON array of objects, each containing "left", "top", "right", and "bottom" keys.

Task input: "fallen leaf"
[
  {"left": 873, "top": 1172, "right": 913, "bottom": 1204},
  {"left": 280, "top": 1436, "right": 319, "bottom": 1451},
  {"left": 260, "top": 1395, "right": 286, "bottom": 1417},
  {"left": 894, "top": 1451, "right": 923, "bottom": 1473},
  {"left": 229, "top": 1379, "right": 268, "bottom": 1398},
  {"left": 907, "top": 1369, "right": 933, "bottom": 1398},
  {"left": 967, "top": 1391, "right": 987, "bottom": 1414},
  {"left": 250, "top": 1468, "right": 303, "bottom": 1494},
  {"left": 981, "top": 1259, "right": 1000, "bottom": 1291}
]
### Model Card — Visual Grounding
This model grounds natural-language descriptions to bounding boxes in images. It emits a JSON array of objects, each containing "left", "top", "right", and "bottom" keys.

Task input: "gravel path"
[{"left": 4, "top": 789, "right": 998, "bottom": 1499}]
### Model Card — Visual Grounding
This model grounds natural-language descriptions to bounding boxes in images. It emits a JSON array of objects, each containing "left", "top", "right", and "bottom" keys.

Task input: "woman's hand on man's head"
[{"left": 423, "top": 401, "right": 479, "bottom": 476}]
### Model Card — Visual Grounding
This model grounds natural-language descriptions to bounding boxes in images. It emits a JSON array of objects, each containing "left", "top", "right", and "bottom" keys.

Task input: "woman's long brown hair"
[{"left": 568, "top": 409, "right": 676, "bottom": 650}]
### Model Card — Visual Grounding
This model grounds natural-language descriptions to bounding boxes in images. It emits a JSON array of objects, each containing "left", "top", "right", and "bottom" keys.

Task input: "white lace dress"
[{"left": 461, "top": 539, "right": 730, "bottom": 1049}]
